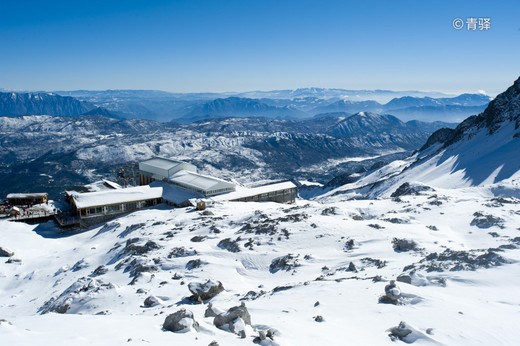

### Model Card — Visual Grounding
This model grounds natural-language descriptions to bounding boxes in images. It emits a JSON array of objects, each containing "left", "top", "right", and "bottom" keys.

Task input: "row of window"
[{"left": 84, "top": 199, "right": 157, "bottom": 216}]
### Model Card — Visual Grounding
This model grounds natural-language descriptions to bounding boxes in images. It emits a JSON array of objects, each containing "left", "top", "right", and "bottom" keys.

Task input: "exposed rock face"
[
  {"left": 90, "top": 265, "right": 108, "bottom": 277},
  {"left": 269, "top": 254, "right": 301, "bottom": 273},
  {"left": 188, "top": 280, "right": 224, "bottom": 301},
  {"left": 391, "top": 182, "right": 434, "bottom": 197},
  {"left": 213, "top": 302, "right": 252, "bottom": 335},
  {"left": 0, "top": 246, "right": 14, "bottom": 257},
  {"left": 163, "top": 309, "right": 199, "bottom": 333},
  {"left": 420, "top": 127, "right": 456, "bottom": 151}
]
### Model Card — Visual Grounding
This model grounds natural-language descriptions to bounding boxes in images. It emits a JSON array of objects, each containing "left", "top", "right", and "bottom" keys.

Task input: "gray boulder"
[
  {"left": 379, "top": 280, "right": 401, "bottom": 304},
  {"left": 163, "top": 309, "right": 199, "bottom": 333},
  {"left": 188, "top": 280, "right": 224, "bottom": 301},
  {"left": 388, "top": 321, "right": 413, "bottom": 341},
  {"left": 204, "top": 302, "right": 218, "bottom": 317},
  {"left": 396, "top": 273, "right": 412, "bottom": 284},
  {"left": 0, "top": 246, "right": 14, "bottom": 257},
  {"left": 214, "top": 302, "right": 251, "bottom": 335},
  {"left": 144, "top": 296, "right": 160, "bottom": 307}
]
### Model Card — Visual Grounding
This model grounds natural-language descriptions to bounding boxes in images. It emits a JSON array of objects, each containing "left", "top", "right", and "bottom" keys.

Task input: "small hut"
[
  {"left": 6, "top": 193, "right": 48, "bottom": 206},
  {"left": 196, "top": 200, "right": 206, "bottom": 211}
]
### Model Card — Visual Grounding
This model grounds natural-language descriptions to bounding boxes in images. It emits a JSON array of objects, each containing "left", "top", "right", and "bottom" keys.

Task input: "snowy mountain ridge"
[{"left": 320, "top": 77, "right": 520, "bottom": 199}]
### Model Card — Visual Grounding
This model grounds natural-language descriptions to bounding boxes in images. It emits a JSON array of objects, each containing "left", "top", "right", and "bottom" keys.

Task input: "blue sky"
[{"left": 0, "top": 0, "right": 519, "bottom": 94}]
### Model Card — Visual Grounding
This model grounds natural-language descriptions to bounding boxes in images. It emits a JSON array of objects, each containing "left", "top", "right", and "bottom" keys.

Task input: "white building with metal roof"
[
  {"left": 168, "top": 170, "right": 236, "bottom": 196},
  {"left": 138, "top": 157, "right": 197, "bottom": 185}
]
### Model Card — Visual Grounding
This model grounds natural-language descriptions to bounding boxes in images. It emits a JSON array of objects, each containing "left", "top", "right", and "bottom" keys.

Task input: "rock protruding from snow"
[
  {"left": 391, "top": 182, "right": 435, "bottom": 198},
  {"left": 163, "top": 309, "right": 199, "bottom": 333},
  {"left": 392, "top": 238, "right": 419, "bottom": 252},
  {"left": 39, "top": 277, "right": 115, "bottom": 314},
  {"left": 143, "top": 296, "right": 161, "bottom": 307},
  {"left": 0, "top": 246, "right": 14, "bottom": 257},
  {"left": 188, "top": 280, "right": 224, "bottom": 301},
  {"left": 213, "top": 302, "right": 252, "bottom": 336},
  {"left": 269, "top": 254, "right": 301, "bottom": 273},
  {"left": 379, "top": 280, "right": 401, "bottom": 304},
  {"left": 388, "top": 321, "right": 413, "bottom": 341}
]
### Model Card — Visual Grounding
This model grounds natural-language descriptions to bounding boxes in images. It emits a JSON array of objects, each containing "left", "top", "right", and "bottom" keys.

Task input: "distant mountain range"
[
  {"left": 0, "top": 111, "right": 456, "bottom": 198},
  {"left": 0, "top": 88, "right": 491, "bottom": 123}
]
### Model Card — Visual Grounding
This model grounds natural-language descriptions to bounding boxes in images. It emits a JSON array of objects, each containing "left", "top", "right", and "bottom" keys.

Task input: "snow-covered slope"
[
  {"left": 2, "top": 190, "right": 520, "bottom": 345},
  {"left": 323, "top": 76, "right": 520, "bottom": 199}
]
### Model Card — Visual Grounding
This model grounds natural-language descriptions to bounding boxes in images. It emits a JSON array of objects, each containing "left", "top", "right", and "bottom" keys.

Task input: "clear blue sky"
[{"left": 0, "top": 0, "right": 519, "bottom": 95}]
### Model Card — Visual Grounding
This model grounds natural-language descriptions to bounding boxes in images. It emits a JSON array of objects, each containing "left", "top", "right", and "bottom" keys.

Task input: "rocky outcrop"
[
  {"left": 163, "top": 309, "right": 199, "bottom": 333},
  {"left": 188, "top": 280, "right": 224, "bottom": 301}
]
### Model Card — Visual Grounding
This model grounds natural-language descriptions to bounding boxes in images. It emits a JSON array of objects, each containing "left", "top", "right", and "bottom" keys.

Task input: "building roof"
[
  {"left": 150, "top": 181, "right": 203, "bottom": 205},
  {"left": 169, "top": 170, "right": 234, "bottom": 191},
  {"left": 140, "top": 157, "right": 183, "bottom": 171},
  {"left": 71, "top": 185, "right": 163, "bottom": 209},
  {"left": 211, "top": 181, "right": 296, "bottom": 201},
  {"left": 7, "top": 193, "right": 47, "bottom": 199},
  {"left": 65, "top": 180, "right": 122, "bottom": 195}
]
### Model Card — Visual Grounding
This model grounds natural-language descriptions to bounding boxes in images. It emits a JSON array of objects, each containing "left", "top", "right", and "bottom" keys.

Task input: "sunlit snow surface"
[{"left": 1, "top": 179, "right": 520, "bottom": 344}]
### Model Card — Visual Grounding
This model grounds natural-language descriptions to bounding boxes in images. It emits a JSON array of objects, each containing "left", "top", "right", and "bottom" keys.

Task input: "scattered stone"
[
  {"left": 348, "top": 262, "right": 357, "bottom": 272},
  {"left": 396, "top": 273, "right": 412, "bottom": 284},
  {"left": 344, "top": 239, "right": 355, "bottom": 251},
  {"left": 0, "top": 246, "right": 14, "bottom": 257},
  {"left": 144, "top": 296, "right": 160, "bottom": 307},
  {"left": 404, "top": 248, "right": 507, "bottom": 272},
  {"left": 168, "top": 247, "right": 197, "bottom": 258},
  {"left": 379, "top": 280, "right": 401, "bottom": 304},
  {"left": 186, "top": 259, "right": 204, "bottom": 270},
  {"left": 368, "top": 223, "right": 384, "bottom": 229},
  {"left": 321, "top": 207, "right": 337, "bottom": 215},
  {"left": 272, "top": 285, "right": 293, "bottom": 293},
  {"left": 361, "top": 257, "right": 386, "bottom": 269},
  {"left": 39, "top": 277, "right": 115, "bottom": 314},
  {"left": 426, "top": 225, "right": 438, "bottom": 231},
  {"left": 190, "top": 236, "right": 206, "bottom": 242},
  {"left": 392, "top": 238, "right": 419, "bottom": 252},
  {"left": 217, "top": 238, "right": 241, "bottom": 253},
  {"left": 384, "top": 218, "right": 409, "bottom": 224},
  {"left": 214, "top": 302, "right": 252, "bottom": 336},
  {"left": 314, "top": 315, "right": 324, "bottom": 322},
  {"left": 391, "top": 182, "right": 434, "bottom": 197},
  {"left": 163, "top": 309, "right": 199, "bottom": 333},
  {"left": 314, "top": 301, "right": 320, "bottom": 307},
  {"left": 188, "top": 280, "right": 224, "bottom": 301},
  {"left": 388, "top": 321, "right": 413, "bottom": 341},
  {"left": 204, "top": 303, "right": 219, "bottom": 317},
  {"left": 90, "top": 265, "right": 108, "bottom": 277},
  {"left": 471, "top": 212, "right": 505, "bottom": 229},
  {"left": 6, "top": 257, "right": 22, "bottom": 264},
  {"left": 269, "top": 254, "right": 300, "bottom": 273}
]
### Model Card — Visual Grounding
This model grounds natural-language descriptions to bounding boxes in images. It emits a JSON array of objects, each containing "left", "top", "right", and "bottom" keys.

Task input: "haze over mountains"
[{"left": 0, "top": 88, "right": 491, "bottom": 123}]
